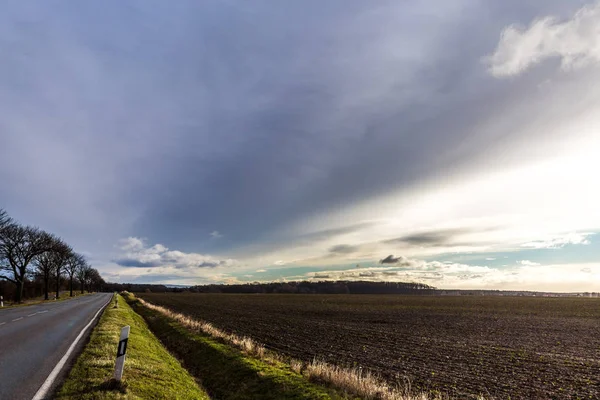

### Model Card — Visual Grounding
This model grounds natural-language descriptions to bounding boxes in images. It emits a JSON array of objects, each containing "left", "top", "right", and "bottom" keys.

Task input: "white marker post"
[
  {"left": 113, "top": 326, "right": 130, "bottom": 381},
  {"left": 1, "top": 296, "right": 3, "bottom": 308}
]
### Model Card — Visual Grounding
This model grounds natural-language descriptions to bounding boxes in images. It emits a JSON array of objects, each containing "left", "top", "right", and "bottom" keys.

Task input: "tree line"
[
  {"left": 104, "top": 280, "right": 436, "bottom": 295},
  {"left": 188, "top": 281, "right": 437, "bottom": 294},
  {"left": 0, "top": 208, "right": 105, "bottom": 303}
]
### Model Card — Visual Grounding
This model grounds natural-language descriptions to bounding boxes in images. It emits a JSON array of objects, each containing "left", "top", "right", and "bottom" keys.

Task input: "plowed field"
[{"left": 138, "top": 293, "right": 600, "bottom": 399}]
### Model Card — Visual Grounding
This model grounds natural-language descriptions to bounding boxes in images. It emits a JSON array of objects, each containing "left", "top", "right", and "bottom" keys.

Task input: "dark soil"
[{"left": 139, "top": 293, "right": 600, "bottom": 399}]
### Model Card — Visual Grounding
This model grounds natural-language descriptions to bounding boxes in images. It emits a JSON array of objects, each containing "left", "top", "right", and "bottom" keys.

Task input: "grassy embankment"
[
  {"left": 126, "top": 293, "right": 447, "bottom": 400},
  {"left": 0, "top": 291, "right": 92, "bottom": 309},
  {"left": 56, "top": 294, "right": 209, "bottom": 400},
  {"left": 124, "top": 292, "right": 353, "bottom": 400}
]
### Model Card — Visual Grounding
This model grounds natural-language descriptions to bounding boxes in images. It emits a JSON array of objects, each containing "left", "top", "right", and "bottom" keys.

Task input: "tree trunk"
[
  {"left": 16, "top": 279, "right": 24, "bottom": 303},
  {"left": 56, "top": 275, "right": 60, "bottom": 299},
  {"left": 81, "top": 280, "right": 84, "bottom": 294},
  {"left": 44, "top": 272, "right": 49, "bottom": 300},
  {"left": 69, "top": 277, "right": 73, "bottom": 297}
]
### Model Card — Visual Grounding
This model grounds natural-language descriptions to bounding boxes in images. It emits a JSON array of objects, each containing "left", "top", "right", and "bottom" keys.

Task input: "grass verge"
[
  {"left": 0, "top": 291, "right": 92, "bottom": 310},
  {"left": 124, "top": 293, "right": 348, "bottom": 400},
  {"left": 56, "top": 294, "right": 209, "bottom": 400},
  {"left": 127, "top": 294, "right": 465, "bottom": 400}
]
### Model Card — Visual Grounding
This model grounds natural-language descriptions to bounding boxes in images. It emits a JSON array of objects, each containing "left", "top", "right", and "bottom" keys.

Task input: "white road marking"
[
  {"left": 27, "top": 313, "right": 37, "bottom": 317},
  {"left": 32, "top": 295, "right": 112, "bottom": 400},
  {"left": 12, "top": 317, "right": 23, "bottom": 322},
  {"left": 38, "top": 310, "right": 48, "bottom": 314},
  {"left": 0, "top": 322, "right": 5, "bottom": 326}
]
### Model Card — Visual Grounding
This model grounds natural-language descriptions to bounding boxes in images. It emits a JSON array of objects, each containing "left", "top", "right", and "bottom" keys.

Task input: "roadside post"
[
  {"left": 0, "top": 295, "right": 3, "bottom": 307},
  {"left": 114, "top": 326, "right": 130, "bottom": 381}
]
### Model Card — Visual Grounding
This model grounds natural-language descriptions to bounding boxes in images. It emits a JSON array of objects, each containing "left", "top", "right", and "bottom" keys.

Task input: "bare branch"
[
  {"left": 0, "top": 208, "right": 12, "bottom": 230},
  {"left": 0, "top": 274, "right": 16, "bottom": 283},
  {"left": 0, "top": 224, "right": 55, "bottom": 302}
]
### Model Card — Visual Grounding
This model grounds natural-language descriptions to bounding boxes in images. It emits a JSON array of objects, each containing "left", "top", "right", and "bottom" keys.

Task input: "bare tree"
[
  {"left": 34, "top": 237, "right": 72, "bottom": 300},
  {"left": 65, "top": 253, "right": 85, "bottom": 297},
  {"left": 76, "top": 261, "right": 92, "bottom": 294},
  {"left": 0, "top": 208, "right": 13, "bottom": 263},
  {"left": 53, "top": 246, "right": 73, "bottom": 300},
  {"left": 34, "top": 252, "right": 53, "bottom": 301},
  {"left": 0, "top": 225, "right": 54, "bottom": 303},
  {"left": 86, "top": 268, "right": 104, "bottom": 292},
  {"left": 0, "top": 209, "right": 11, "bottom": 231},
  {"left": 0, "top": 208, "right": 12, "bottom": 285}
]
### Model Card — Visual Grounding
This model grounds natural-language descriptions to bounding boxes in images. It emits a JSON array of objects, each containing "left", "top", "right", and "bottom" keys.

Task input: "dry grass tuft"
[
  {"left": 138, "top": 298, "right": 267, "bottom": 359},
  {"left": 290, "top": 359, "right": 303, "bottom": 374},
  {"left": 137, "top": 297, "right": 487, "bottom": 400},
  {"left": 302, "top": 359, "right": 447, "bottom": 400}
]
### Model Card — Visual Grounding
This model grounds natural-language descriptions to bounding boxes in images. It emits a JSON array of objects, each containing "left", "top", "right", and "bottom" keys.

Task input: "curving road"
[{"left": 0, "top": 293, "right": 112, "bottom": 400}]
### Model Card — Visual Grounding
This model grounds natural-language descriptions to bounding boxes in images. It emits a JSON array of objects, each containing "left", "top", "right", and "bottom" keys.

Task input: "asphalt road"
[{"left": 0, "top": 293, "right": 112, "bottom": 400}]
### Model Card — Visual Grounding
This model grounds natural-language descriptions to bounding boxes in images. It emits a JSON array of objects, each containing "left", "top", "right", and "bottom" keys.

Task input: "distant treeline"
[
  {"left": 192, "top": 281, "right": 437, "bottom": 294},
  {"left": 101, "top": 281, "right": 599, "bottom": 297},
  {"left": 104, "top": 280, "right": 437, "bottom": 294}
]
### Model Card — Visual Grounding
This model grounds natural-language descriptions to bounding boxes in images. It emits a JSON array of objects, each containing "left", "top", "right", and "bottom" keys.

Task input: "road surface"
[{"left": 0, "top": 293, "right": 112, "bottom": 400}]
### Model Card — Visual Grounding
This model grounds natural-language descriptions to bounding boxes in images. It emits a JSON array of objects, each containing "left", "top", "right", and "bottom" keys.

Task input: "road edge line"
[{"left": 32, "top": 294, "right": 113, "bottom": 400}]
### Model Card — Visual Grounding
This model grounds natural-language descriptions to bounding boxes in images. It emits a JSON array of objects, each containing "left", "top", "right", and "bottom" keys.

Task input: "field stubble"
[{"left": 139, "top": 293, "right": 600, "bottom": 399}]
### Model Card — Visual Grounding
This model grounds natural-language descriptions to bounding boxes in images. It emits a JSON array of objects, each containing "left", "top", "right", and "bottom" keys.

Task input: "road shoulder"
[{"left": 55, "top": 294, "right": 209, "bottom": 399}]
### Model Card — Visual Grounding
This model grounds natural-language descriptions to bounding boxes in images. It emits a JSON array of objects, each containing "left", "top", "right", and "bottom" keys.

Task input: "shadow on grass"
[
  {"left": 61, "top": 378, "right": 128, "bottom": 398},
  {"left": 96, "top": 378, "right": 128, "bottom": 393},
  {"left": 128, "top": 299, "right": 338, "bottom": 400}
]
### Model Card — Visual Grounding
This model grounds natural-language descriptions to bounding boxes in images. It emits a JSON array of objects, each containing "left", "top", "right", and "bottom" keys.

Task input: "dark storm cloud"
[
  {"left": 383, "top": 227, "right": 500, "bottom": 248},
  {"left": 301, "top": 223, "right": 378, "bottom": 243},
  {"left": 385, "top": 230, "right": 464, "bottom": 246},
  {"left": 0, "top": 0, "right": 586, "bottom": 268},
  {"left": 329, "top": 244, "right": 359, "bottom": 254},
  {"left": 379, "top": 255, "right": 420, "bottom": 267},
  {"left": 113, "top": 258, "right": 162, "bottom": 268},
  {"left": 380, "top": 255, "right": 401, "bottom": 264},
  {"left": 130, "top": 0, "right": 583, "bottom": 253},
  {"left": 197, "top": 261, "right": 222, "bottom": 268}
]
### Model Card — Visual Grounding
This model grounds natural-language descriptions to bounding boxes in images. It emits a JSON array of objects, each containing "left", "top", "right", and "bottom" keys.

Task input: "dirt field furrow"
[{"left": 139, "top": 293, "right": 600, "bottom": 399}]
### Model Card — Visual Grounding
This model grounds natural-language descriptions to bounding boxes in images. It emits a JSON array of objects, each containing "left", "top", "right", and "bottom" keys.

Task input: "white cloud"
[
  {"left": 305, "top": 258, "right": 600, "bottom": 292},
  {"left": 118, "top": 237, "right": 145, "bottom": 252},
  {"left": 210, "top": 231, "right": 223, "bottom": 239},
  {"left": 521, "top": 232, "right": 594, "bottom": 249},
  {"left": 487, "top": 2, "right": 600, "bottom": 77},
  {"left": 485, "top": 257, "right": 496, "bottom": 261},
  {"left": 256, "top": 269, "right": 267, "bottom": 273},
  {"left": 520, "top": 260, "right": 541, "bottom": 266},
  {"left": 114, "top": 237, "right": 237, "bottom": 270}
]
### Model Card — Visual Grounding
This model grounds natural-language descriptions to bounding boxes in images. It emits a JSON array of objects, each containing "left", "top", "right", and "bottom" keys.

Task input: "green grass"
[
  {"left": 56, "top": 294, "right": 210, "bottom": 400},
  {"left": 124, "top": 293, "right": 349, "bottom": 400},
  {"left": 0, "top": 291, "right": 92, "bottom": 310}
]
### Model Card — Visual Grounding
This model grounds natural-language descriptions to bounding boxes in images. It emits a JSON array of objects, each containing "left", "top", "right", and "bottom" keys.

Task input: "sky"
[{"left": 1, "top": 0, "right": 599, "bottom": 291}]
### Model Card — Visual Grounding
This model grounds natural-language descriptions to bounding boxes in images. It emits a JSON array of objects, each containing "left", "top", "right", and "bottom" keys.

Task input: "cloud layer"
[
  {"left": 306, "top": 259, "right": 600, "bottom": 292},
  {"left": 521, "top": 233, "right": 595, "bottom": 249},
  {"left": 1, "top": 1, "right": 599, "bottom": 289},
  {"left": 114, "top": 237, "right": 237, "bottom": 270}
]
